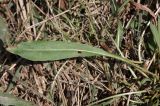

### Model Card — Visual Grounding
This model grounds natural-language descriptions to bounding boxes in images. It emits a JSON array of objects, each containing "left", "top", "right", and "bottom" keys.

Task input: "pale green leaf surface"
[
  {"left": 7, "top": 41, "right": 110, "bottom": 61},
  {"left": 150, "top": 23, "right": 160, "bottom": 52},
  {"left": 0, "top": 92, "right": 36, "bottom": 106},
  {"left": 0, "top": 16, "right": 9, "bottom": 43},
  {"left": 158, "top": 16, "right": 160, "bottom": 34},
  {"left": 7, "top": 41, "right": 156, "bottom": 77},
  {"left": 116, "top": 21, "right": 123, "bottom": 48}
]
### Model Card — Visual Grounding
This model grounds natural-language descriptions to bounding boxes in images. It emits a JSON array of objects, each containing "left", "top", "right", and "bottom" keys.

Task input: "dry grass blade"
[
  {"left": 0, "top": 0, "right": 160, "bottom": 106},
  {"left": 87, "top": 90, "right": 147, "bottom": 106},
  {"left": 130, "top": 1, "right": 156, "bottom": 20}
]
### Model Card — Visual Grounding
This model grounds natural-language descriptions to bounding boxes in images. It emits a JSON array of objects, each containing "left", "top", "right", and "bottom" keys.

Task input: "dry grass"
[{"left": 0, "top": 0, "right": 160, "bottom": 106}]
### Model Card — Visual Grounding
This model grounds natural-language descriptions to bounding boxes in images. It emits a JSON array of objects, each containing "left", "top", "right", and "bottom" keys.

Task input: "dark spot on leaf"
[{"left": 78, "top": 51, "right": 82, "bottom": 54}]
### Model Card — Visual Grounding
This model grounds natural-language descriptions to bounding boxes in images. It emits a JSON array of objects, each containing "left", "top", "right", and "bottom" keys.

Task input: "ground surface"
[{"left": 0, "top": 0, "right": 160, "bottom": 106}]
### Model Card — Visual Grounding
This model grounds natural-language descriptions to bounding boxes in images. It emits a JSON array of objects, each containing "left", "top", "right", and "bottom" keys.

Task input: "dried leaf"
[
  {"left": 59, "top": 0, "right": 67, "bottom": 10},
  {"left": 130, "top": 1, "right": 156, "bottom": 20}
]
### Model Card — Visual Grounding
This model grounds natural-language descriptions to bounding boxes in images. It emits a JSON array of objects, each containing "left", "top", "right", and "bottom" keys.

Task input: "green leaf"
[
  {"left": 0, "top": 16, "right": 9, "bottom": 44},
  {"left": 115, "top": 20, "right": 123, "bottom": 48},
  {"left": 117, "top": 0, "right": 131, "bottom": 15},
  {"left": 0, "top": 92, "right": 36, "bottom": 106},
  {"left": 7, "top": 41, "right": 156, "bottom": 77},
  {"left": 150, "top": 22, "right": 160, "bottom": 52},
  {"left": 158, "top": 16, "right": 160, "bottom": 34},
  {"left": 7, "top": 41, "right": 108, "bottom": 61},
  {"left": 110, "top": 0, "right": 118, "bottom": 15}
]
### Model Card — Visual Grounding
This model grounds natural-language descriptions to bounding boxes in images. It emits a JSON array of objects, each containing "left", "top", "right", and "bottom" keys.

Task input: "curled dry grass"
[{"left": 0, "top": 0, "right": 160, "bottom": 106}]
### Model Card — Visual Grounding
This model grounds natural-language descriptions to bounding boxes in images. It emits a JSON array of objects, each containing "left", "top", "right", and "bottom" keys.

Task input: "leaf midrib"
[{"left": 16, "top": 48, "right": 108, "bottom": 55}]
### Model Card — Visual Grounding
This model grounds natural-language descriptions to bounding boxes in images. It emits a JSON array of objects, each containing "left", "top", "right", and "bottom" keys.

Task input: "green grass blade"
[
  {"left": 0, "top": 16, "right": 10, "bottom": 45},
  {"left": 87, "top": 90, "right": 147, "bottom": 106},
  {"left": 117, "top": 0, "right": 131, "bottom": 15},
  {"left": 110, "top": 0, "right": 117, "bottom": 15},
  {"left": 158, "top": 16, "right": 160, "bottom": 34},
  {"left": 0, "top": 92, "right": 36, "bottom": 106},
  {"left": 116, "top": 20, "right": 123, "bottom": 48},
  {"left": 7, "top": 41, "right": 156, "bottom": 77},
  {"left": 150, "top": 22, "right": 160, "bottom": 52}
]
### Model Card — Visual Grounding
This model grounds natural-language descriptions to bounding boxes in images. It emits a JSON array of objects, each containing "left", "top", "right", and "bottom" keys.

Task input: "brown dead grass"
[{"left": 0, "top": 0, "right": 160, "bottom": 106}]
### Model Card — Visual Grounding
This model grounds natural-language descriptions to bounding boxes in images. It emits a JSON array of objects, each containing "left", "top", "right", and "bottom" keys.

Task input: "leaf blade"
[
  {"left": 115, "top": 20, "right": 123, "bottom": 48},
  {"left": 7, "top": 41, "right": 156, "bottom": 77},
  {"left": 0, "top": 92, "right": 36, "bottom": 106},
  {"left": 7, "top": 41, "right": 109, "bottom": 61},
  {"left": 0, "top": 16, "right": 10, "bottom": 44},
  {"left": 150, "top": 22, "right": 160, "bottom": 52}
]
